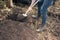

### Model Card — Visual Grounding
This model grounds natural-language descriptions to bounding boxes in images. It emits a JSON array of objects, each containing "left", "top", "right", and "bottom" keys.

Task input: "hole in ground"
[{"left": 7, "top": 13, "right": 28, "bottom": 22}]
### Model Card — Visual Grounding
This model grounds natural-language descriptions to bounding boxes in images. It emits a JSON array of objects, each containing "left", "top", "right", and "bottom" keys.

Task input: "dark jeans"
[{"left": 36, "top": 0, "right": 53, "bottom": 26}]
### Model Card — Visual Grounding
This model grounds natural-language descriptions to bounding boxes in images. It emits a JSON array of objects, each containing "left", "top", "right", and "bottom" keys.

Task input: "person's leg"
[
  {"left": 40, "top": 0, "right": 53, "bottom": 26},
  {"left": 37, "top": 0, "right": 44, "bottom": 17},
  {"left": 32, "top": 0, "right": 44, "bottom": 19},
  {"left": 36, "top": 0, "right": 53, "bottom": 32}
]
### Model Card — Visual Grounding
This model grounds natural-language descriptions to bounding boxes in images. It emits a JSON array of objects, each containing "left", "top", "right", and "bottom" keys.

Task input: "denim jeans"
[{"left": 36, "top": 0, "right": 53, "bottom": 26}]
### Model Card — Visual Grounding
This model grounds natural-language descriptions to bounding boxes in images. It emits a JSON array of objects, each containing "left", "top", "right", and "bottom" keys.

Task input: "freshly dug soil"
[
  {"left": 0, "top": 20, "right": 39, "bottom": 40},
  {"left": 0, "top": 4, "right": 60, "bottom": 40}
]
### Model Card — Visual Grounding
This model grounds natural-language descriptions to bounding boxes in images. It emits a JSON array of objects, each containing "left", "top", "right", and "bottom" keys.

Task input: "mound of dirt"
[{"left": 0, "top": 20, "right": 38, "bottom": 40}]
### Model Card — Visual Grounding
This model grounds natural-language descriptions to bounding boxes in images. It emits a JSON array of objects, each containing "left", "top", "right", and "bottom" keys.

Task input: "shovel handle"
[{"left": 25, "top": 0, "right": 40, "bottom": 14}]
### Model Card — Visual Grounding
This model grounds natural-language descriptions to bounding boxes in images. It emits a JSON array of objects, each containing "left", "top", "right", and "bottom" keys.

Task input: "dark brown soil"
[
  {"left": 0, "top": 20, "right": 39, "bottom": 40},
  {"left": 0, "top": 6, "right": 60, "bottom": 40}
]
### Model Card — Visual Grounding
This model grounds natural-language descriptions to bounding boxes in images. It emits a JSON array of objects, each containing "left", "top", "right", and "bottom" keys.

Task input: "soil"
[{"left": 0, "top": 3, "right": 60, "bottom": 40}]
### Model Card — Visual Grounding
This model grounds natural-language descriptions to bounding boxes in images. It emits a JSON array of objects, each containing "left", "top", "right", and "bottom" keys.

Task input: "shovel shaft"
[{"left": 25, "top": 0, "right": 40, "bottom": 14}]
